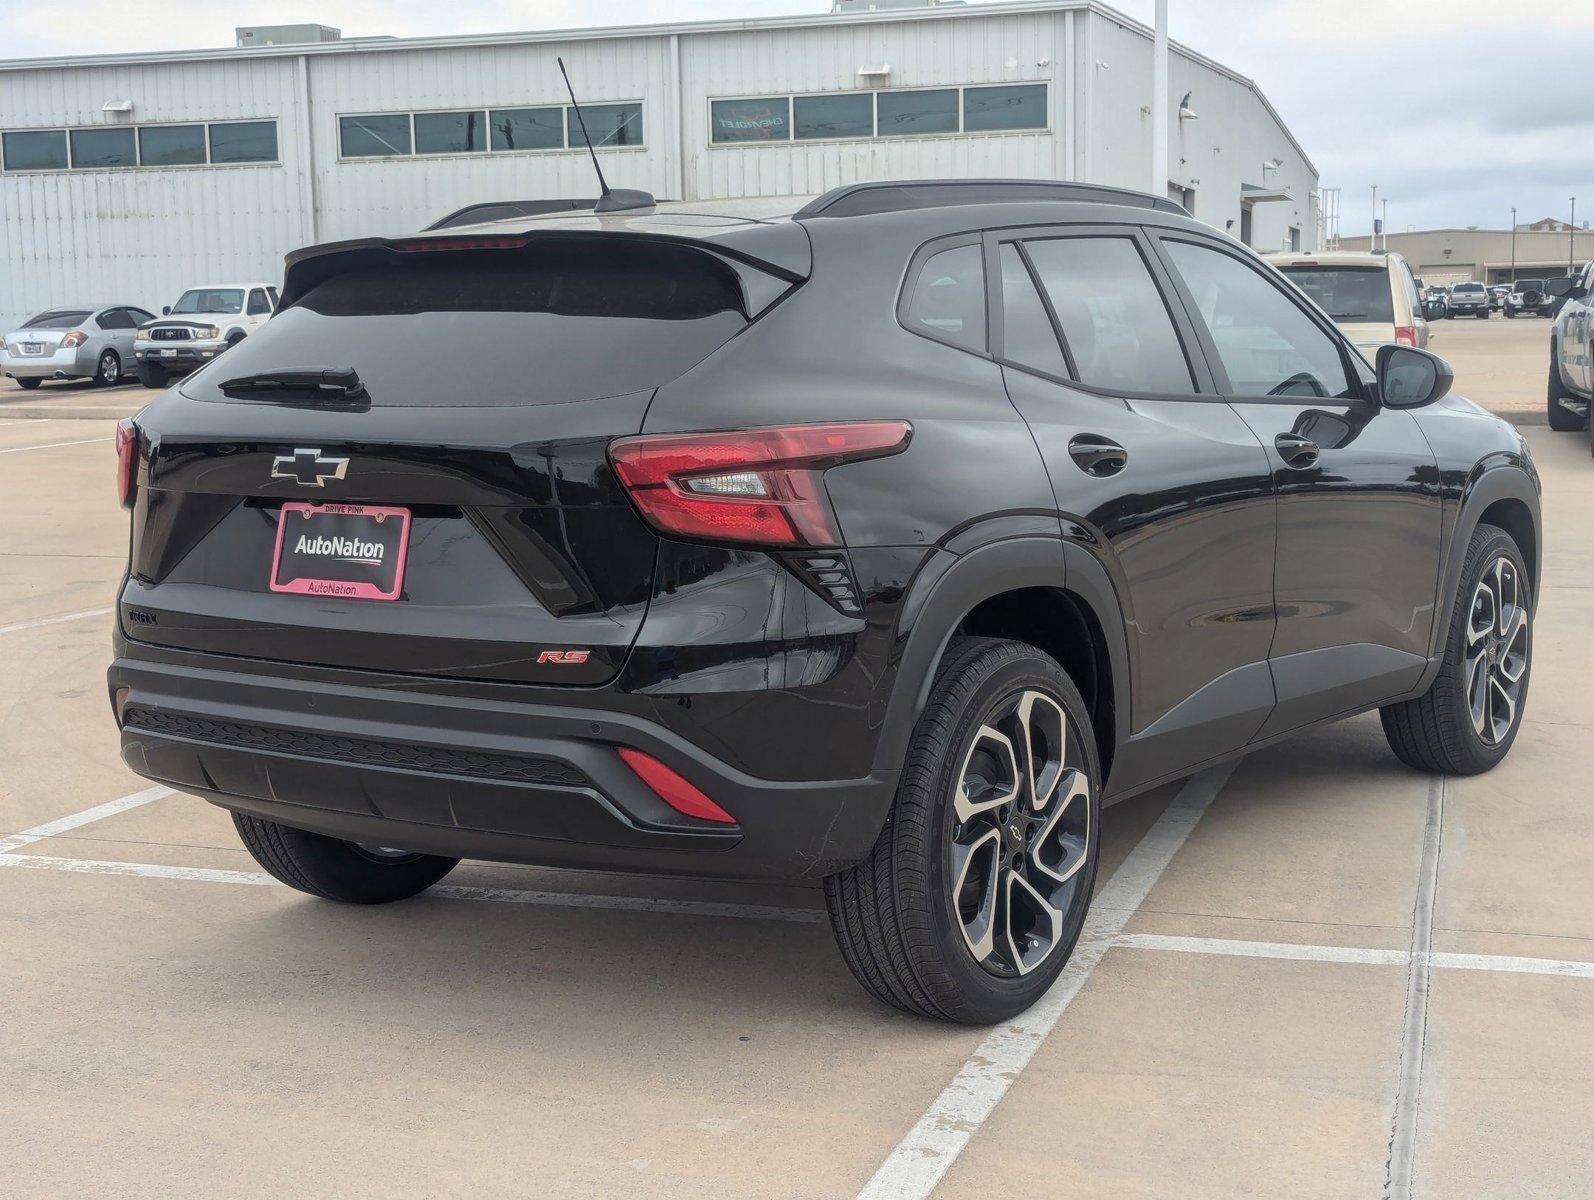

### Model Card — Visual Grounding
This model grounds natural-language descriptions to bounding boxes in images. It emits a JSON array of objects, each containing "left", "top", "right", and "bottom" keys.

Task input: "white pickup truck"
[
  {"left": 134, "top": 282, "right": 279, "bottom": 388},
  {"left": 1546, "top": 262, "right": 1593, "bottom": 453}
]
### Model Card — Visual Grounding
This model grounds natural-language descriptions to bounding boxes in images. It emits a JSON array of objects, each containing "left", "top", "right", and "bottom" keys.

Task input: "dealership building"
[{"left": 0, "top": 0, "right": 1318, "bottom": 331}]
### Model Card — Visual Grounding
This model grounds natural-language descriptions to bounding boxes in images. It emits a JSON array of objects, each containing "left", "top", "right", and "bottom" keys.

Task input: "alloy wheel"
[
  {"left": 100, "top": 353, "right": 118, "bottom": 383},
  {"left": 948, "top": 688, "right": 1092, "bottom": 978},
  {"left": 1465, "top": 556, "right": 1529, "bottom": 745}
]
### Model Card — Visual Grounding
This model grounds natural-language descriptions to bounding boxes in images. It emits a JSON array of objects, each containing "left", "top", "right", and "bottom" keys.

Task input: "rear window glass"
[
  {"left": 1452, "top": 282, "right": 1484, "bottom": 293},
  {"left": 1276, "top": 266, "right": 1395, "bottom": 324},
  {"left": 23, "top": 310, "right": 90, "bottom": 329},
  {"left": 180, "top": 238, "right": 756, "bottom": 408}
]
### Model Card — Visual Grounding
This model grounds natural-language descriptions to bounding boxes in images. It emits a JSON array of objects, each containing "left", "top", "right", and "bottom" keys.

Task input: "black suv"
[{"left": 110, "top": 180, "right": 1540, "bottom": 1024}]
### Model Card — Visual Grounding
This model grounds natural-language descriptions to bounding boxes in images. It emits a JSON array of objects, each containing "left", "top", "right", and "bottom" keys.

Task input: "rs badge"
[{"left": 537, "top": 649, "right": 591, "bottom": 665}]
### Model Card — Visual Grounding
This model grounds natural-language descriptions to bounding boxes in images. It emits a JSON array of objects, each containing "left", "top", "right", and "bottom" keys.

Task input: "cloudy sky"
[{"left": 5, "top": 0, "right": 1589, "bottom": 235}]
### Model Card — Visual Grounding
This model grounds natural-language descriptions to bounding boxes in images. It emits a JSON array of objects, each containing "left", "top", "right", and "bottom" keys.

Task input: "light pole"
[
  {"left": 1381, "top": 199, "right": 1389, "bottom": 251},
  {"left": 1510, "top": 206, "right": 1517, "bottom": 284},
  {"left": 1151, "top": 0, "right": 1168, "bottom": 196},
  {"left": 1571, "top": 197, "right": 1578, "bottom": 274},
  {"left": 1371, "top": 184, "right": 1378, "bottom": 249}
]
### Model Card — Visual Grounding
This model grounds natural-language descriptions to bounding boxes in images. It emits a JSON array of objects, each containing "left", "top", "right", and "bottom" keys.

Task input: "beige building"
[{"left": 1337, "top": 227, "right": 1594, "bottom": 285}]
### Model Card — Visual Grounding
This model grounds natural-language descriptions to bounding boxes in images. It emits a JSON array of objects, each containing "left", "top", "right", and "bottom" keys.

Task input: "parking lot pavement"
[
  {"left": 2, "top": 425, "right": 1592, "bottom": 1198},
  {"left": 1428, "top": 314, "right": 1555, "bottom": 423},
  {"left": 1, "top": 376, "right": 148, "bottom": 420}
]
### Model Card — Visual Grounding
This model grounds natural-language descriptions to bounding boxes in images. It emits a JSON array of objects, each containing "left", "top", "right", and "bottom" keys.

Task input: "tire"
[
  {"left": 824, "top": 637, "right": 1102, "bottom": 1024},
  {"left": 136, "top": 362, "right": 169, "bottom": 389},
  {"left": 95, "top": 349, "right": 121, "bottom": 387},
  {"left": 1505, "top": 309, "right": 1517, "bottom": 319},
  {"left": 224, "top": 332, "right": 245, "bottom": 352},
  {"left": 1547, "top": 343, "right": 1588, "bottom": 432},
  {"left": 15, "top": 377, "right": 42, "bottom": 390},
  {"left": 1381, "top": 524, "right": 1531, "bottom": 775},
  {"left": 233, "top": 811, "right": 459, "bottom": 904}
]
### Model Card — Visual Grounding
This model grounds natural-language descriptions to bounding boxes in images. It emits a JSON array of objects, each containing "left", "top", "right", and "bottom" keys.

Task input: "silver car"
[{"left": 0, "top": 304, "right": 157, "bottom": 389}]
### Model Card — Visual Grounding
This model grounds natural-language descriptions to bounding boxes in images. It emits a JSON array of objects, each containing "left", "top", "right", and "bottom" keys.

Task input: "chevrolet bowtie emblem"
[{"left": 271, "top": 448, "right": 349, "bottom": 488}]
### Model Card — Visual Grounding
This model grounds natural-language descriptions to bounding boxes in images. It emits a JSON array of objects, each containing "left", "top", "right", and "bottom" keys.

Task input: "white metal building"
[{"left": 0, "top": 1, "right": 1318, "bottom": 331}]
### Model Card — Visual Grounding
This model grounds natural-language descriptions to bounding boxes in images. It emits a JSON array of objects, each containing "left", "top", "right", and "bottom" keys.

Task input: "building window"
[
  {"left": 962, "top": 84, "right": 1047, "bottom": 132},
  {"left": 711, "top": 98, "right": 791, "bottom": 143},
  {"left": 877, "top": 89, "right": 960, "bottom": 136},
  {"left": 576, "top": 103, "right": 644, "bottom": 147},
  {"left": 414, "top": 110, "right": 486, "bottom": 155},
  {"left": 70, "top": 127, "right": 137, "bottom": 168},
  {"left": 340, "top": 114, "right": 413, "bottom": 158},
  {"left": 139, "top": 124, "right": 207, "bottom": 166},
  {"left": 2, "top": 130, "right": 69, "bottom": 171},
  {"left": 490, "top": 107, "right": 563, "bottom": 151},
  {"left": 794, "top": 93, "right": 874, "bottom": 140},
  {"left": 208, "top": 120, "right": 278, "bottom": 163}
]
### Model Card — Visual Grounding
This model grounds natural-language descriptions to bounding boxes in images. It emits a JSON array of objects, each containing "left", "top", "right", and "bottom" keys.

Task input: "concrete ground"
[{"left": 2, "top": 344, "right": 1591, "bottom": 1198}]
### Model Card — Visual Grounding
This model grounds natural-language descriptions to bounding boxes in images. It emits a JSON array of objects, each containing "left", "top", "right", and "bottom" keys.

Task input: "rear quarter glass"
[{"left": 178, "top": 238, "right": 765, "bottom": 407}]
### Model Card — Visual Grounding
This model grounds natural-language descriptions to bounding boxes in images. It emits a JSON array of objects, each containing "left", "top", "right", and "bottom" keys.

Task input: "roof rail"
[
  {"left": 794, "top": 179, "right": 1188, "bottom": 220},
  {"left": 424, "top": 198, "right": 598, "bottom": 231}
]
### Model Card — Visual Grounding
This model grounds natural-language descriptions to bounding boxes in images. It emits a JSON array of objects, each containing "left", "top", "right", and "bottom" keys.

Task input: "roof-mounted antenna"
[{"left": 558, "top": 56, "right": 655, "bottom": 214}]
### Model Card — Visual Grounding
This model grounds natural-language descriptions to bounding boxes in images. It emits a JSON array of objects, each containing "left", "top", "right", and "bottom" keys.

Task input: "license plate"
[
  {"left": 160, "top": 348, "right": 177, "bottom": 357},
  {"left": 21, "top": 343, "right": 41, "bottom": 355},
  {"left": 270, "top": 502, "right": 411, "bottom": 601}
]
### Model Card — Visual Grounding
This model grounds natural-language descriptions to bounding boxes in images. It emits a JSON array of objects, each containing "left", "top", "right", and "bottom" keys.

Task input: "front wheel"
[
  {"left": 136, "top": 362, "right": 169, "bottom": 389},
  {"left": 233, "top": 812, "right": 459, "bottom": 903},
  {"left": 1382, "top": 524, "right": 1531, "bottom": 775},
  {"left": 825, "top": 637, "right": 1101, "bottom": 1024}
]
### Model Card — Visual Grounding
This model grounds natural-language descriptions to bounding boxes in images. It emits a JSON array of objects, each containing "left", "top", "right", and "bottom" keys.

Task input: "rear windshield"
[
  {"left": 181, "top": 238, "right": 754, "bottom": 407},
  {"left": 1517, "top": 280, "right": 1543, "bottom": 290},
  {"left": 1276, "top": 266, "right": 1394, "bottom": 324},
  {"left": 23, "top": 310, "right": 90, "bottom": 329},
  {"left": 1452, "top": 282, "right": 1484, "bottom": 293}
]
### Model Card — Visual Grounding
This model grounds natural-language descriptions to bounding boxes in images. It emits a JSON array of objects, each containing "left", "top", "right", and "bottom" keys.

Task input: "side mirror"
[
  {"left": 1377, "top": 344, "right": 1453, "bottom": 409},
  {"left": 161, "top": 305, "right": 171, "bottom": 316},
  {"left": 1544, "top": 276, "right": 1587, "bottom": 300}
]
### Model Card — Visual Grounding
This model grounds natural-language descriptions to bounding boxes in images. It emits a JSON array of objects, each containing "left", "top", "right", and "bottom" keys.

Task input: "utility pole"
[
  {"left": 1381, "top": 199, "right": 1389, "bottom": 251},
  {"left": 1151, "top": 0, "right": 1168, "bottom": 198},
  {"left": 1370, "top": 184, "right": 1378, "bottom": 249},
  {"left": 1572, "top": 197, "right": 1579, "bottom": 274},
  {"left": 1510, "top": 206, "right": 1517, "bottom": 284}
]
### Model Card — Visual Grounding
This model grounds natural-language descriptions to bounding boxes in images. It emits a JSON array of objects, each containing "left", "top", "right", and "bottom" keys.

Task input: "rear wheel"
[
  {"left": 14, "top": 377, "right": 41, "bottom": 390},
  {"left": 232, "top": 812, "right": 459, "bottom": 903},
  {"left": 1381, "top": 524, "right": 1531, "bottom": 775},
  {"left": 1547, "top": 343, "right": 1589, "bottom": 432},
  {"left": 136, "top": 362, "right": 169, "bottom": 389},
  {"left": 825, "top": 637, "right": 1101, "bottom": 1024},
  {"left": 95, "top": 349, "right": 121, "bottom": 386}
]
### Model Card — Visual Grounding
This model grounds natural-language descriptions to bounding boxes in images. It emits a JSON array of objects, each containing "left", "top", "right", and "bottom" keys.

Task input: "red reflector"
[
  {"left": 1394, "top": 326, "right": 1417, "bottom": 347},
  {"left": 617, "top": 747, "right": 737, "bottom": 825},
  {"left": 115, "top": 418, "right": 138, "bottom": 509},
  {"left": 608, "top": 421, "right": 911, "bottom": 548},
  {"left": 391, "top": 235, "right": 530, "bottom": 253}
]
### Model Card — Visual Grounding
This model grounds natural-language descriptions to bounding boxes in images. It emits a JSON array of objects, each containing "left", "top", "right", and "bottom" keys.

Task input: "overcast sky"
[{"left": 6, "top": 0, "right": 1590, "bottom": 235}]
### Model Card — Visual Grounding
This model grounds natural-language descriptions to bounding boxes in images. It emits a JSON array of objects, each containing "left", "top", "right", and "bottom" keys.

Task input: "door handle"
[
  {"left": 1274, "top": 433, "right": 1320, "bottom": 468},
  {"left": 1068, "top": 434, "right": 1129, "bottom": 477}
]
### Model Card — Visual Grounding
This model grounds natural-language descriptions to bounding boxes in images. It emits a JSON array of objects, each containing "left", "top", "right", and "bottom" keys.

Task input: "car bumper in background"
[
  {"left": 1, "top": 349, "right": 96, "bottom": 380},
  {"left": 135, "top": 341, "right": 225, "bottom": 370}
]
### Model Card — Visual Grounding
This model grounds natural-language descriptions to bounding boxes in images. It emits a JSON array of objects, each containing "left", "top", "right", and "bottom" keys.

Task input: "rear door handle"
[
  {"left": 1068, "top": 434, "right": 1129, "bottom": 477},
  {"left": 1274, "top": 433, "right": 1320, "bottom": 468}
]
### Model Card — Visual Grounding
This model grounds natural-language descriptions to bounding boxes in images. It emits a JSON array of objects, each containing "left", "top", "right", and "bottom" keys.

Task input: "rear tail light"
[
  {"left": 608, "top": 421, "right": 911, "bottom": 548},
  {"left": 617, "top": 747, "right": 736, "bottom": 825},
  {"left": 392, "top": 235, "right": 531, "bottom": 253},
  {"left": 1394, "top": 326, "right": 1417, "bottom": 347},
  {"left": 115, "top": 418, "right": 139, "bottom": 509},
  {"left": 61, "top": 330, "right": 87, "bottom": 348}
]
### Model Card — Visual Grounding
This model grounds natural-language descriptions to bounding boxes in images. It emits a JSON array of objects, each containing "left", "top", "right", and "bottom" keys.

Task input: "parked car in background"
[
  {"left": 1546, "top": 264, "right": 1594, "bottom": 449},
  {"left": 1425, "top": 285, "right": 1451, "bottom": 320},
  {"left": 110, "top": 181, "right": 1540, "bottom": 1024},
  {"left": 0, "top": 305, "right": 156, "bottom": 389},
  {"left": 1489, "top": 284, "right": 1511, "bottom": 310},
  {"left": 1505, "top": 279, "right": 1557, "bottom": 319},
  {"left": 1448, "top": 281, "right": 1490, "bottom": 318},
  {"left": 134, "top": 283, "right": 279, "bottom": 388},
  {"left": 1267, "top": 249, "right": 1428, "bottom": 352}
]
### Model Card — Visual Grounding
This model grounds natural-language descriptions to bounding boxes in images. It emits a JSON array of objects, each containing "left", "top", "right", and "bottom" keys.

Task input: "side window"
[
  {"left": 1400, "top": 263, "right": 1420, "bottom": 311},
  {"left": 247, "top": 288, "right": 271, "bottom": 316},
  {"left": 1022, "top": 236, "right": 1194, "bottom": 393},
  {"left": 902, "top": 243, "right": 986, "bottom": 354},
  {"left": 98, "top": 309, "right": 132, "bottom": 330},
  {"left": 997, "top": 243, "right": 1068, "bottom": 378},
  {"left": 1165, "top": 240, "right": 1357, "bottom": 399},
  {"left": 265, "top": 287, "right": 280, "bottom": 310},
  {"left": 127, "top": 308, "right": 155, "bottom": 326}
]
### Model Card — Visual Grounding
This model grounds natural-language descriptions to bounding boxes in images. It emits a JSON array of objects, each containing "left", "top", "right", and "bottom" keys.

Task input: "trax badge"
[
  {"left": 271, "top": 448, "right": 350, "bottom": 488},
  {"left": 537, "top": 650, "right": 591, "bottom": 665}
]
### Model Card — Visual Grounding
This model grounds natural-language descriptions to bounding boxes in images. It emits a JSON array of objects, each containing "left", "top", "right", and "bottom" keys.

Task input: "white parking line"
[
  {"left": 0, "top": 784, "right": 172, "bottom": 854},
  {"left": 0, "top": 606, "right": 114, "bottom": 637},
  {"left": 856, "top": 762, "right": 1237, "bottom": 1200},
  {"left": 0, "top": 436, "right": 112, "bottom": 454},
  {"left": 1112, "top": 932, "right": 1594, "bottom": 980}
]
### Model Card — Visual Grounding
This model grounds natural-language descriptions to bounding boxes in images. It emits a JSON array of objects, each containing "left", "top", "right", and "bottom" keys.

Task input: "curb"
[{"left": 0, "top": 405, "right": 142, "bottom": 421}]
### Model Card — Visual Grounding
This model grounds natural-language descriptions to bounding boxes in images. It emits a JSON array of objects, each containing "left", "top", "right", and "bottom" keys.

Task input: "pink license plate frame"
[{"left": 269, "top": 502, "right": 411, "bottom": 601}]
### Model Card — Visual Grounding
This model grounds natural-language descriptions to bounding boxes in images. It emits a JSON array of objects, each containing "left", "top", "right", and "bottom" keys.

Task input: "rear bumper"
[
  {"left": 2, "top": 349, "right": 94, "bottom": 380},
  {"left": 109, "top": 652, "right": 896, "bottom": 882}
]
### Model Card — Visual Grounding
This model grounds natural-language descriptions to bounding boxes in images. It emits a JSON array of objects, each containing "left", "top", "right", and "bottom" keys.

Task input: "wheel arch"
[{"left": 872, "top": 536, "right": 1130, "bottom": 790}]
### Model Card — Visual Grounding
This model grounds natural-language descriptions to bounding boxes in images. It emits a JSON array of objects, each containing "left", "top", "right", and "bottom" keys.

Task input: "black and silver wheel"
[
  {"left": 95, "top": 349, "right": 121, "bottom": 386},
  {"left": 1382, "top": 524, "right": 1531, "bottom": 774},
  {"left": 1547, "top": 343, "right": 1589, "bottom": 432},
  {"left": 232, "top": 811, "right": 459, "bottom": 904},
  {"left": 825, "top": 637, "right": 1100, "bottom": 1024}
]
